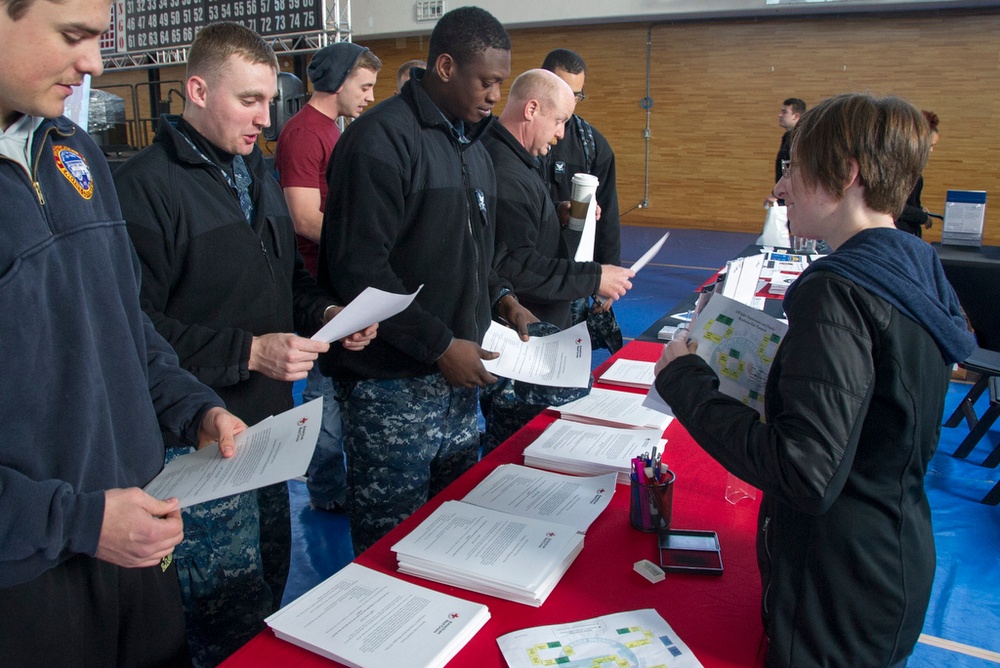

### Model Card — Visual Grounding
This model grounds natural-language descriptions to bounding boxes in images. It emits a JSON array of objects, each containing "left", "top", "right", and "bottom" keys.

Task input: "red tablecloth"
[{"left": 221, "top": 341, "right": 764, "bottom": 668}]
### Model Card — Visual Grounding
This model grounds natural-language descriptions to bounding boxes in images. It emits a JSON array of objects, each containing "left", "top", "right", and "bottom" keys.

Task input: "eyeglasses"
[
  {"left": 574, "top": 91, "right": 586, "bottom": 102},
  {"left": 780, "top": 159, "right": 794, "bottom": 179}
]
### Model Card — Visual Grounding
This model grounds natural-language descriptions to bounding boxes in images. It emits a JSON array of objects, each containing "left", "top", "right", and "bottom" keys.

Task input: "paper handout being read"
[
  {"left": 481, "top": 320, "right": 591, "bottom": 388},
  {"left": 645, "top": 293, "right": 787, "bottom": 416},
  {"left": 144, "top": 398, "right": 322, "bottom": 508},
  {"left": 310, "top": 285, "right": 422, "bottom": 343}
]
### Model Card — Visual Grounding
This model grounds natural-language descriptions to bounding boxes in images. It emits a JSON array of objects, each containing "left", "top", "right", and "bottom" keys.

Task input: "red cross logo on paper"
[
  {"left": 53, "top": 146, "right": 94, "bottom": 200},
  {"left": 576, "top": 337, "right": 583, "bottom": 345},
  {"left": 449, "top": 613, "right": 459, "bottom": 619},
  {"left": 598, "top": 488, "right": 606, "bottom": 494},
  {"left": 298, "top": 418, "right": 308, "bottom": 426},
  {"left": 547, "top": 532, "right": 556, "bottom": 537}
]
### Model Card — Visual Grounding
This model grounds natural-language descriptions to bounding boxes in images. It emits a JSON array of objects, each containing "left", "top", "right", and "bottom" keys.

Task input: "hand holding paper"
[{"left": 310, "top": 285, "right": 421, "bottom": 344}]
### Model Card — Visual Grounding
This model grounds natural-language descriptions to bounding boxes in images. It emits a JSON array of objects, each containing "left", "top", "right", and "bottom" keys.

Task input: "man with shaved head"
[
  {"left": 486, "top": 68, "right": 633, "bottom": 331},
  {"left": 480, "top": 69, "right": 634, "bottom": 451}
]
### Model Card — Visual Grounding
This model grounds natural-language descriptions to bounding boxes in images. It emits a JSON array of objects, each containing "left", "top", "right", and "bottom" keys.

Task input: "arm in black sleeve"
[{"left": 493, "top": 173, "right": 601, "bottom": 304}]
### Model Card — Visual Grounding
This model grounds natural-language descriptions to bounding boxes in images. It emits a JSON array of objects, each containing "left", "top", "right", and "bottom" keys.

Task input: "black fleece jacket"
[
  {"left": 484, "top": 122, "right": 602, "bottom": 329},
  {"left": 318, "top": 70, "right": 509, "bottom": 382},
  {"left": 115, "top": 118, "right": 333, "bottom": 427}
]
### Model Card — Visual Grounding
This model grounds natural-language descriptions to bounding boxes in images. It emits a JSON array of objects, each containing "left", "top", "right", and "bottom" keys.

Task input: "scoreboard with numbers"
[{"left": 110, "top": 0, "right": 324, "bottom": 55}]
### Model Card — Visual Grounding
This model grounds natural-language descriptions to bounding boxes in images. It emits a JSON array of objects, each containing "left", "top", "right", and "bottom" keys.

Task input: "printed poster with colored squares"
[
  {"left": 497, "top": 608, "right": 704, "bottom": 668},
  {"left": 690, "top": 294, "right": 787, "bottom": 415}
]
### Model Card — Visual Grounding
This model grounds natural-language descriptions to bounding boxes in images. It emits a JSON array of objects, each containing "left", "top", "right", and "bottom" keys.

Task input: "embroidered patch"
[
  {"left": 554, "top": 160, "right": 567, "bottom": 175},
  {"left": 53, "top": 145, "right": 94, "bottom": 200}
]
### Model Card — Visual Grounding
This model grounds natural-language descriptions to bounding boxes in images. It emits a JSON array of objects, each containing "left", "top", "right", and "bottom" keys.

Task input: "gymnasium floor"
[{"left": 284, "top": 225, "right": 1000, "bottom": 667}]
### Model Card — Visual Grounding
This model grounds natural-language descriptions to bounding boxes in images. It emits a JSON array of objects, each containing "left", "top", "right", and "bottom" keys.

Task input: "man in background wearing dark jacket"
[
  {"left": 319, "top": 6, "right": 535, "bottom": 554},
  {"left": 0, "top": 1, "right": 243, "bottom": 665},
  {"left": 114, "top": 22, "right": 375, "bottom": 666}
]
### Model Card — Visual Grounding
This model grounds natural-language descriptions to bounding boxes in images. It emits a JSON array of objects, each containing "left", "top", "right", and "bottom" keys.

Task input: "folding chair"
[{"left": 945, "top": 347, "right": 1000, "bottom": 459}]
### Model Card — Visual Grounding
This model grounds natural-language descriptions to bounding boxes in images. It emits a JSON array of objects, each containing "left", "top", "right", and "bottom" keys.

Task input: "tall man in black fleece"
[
  {"left": 319, "top": 6, "right": 536, "bottom": 554},
  {"left": 114, "top": 21, "right": 375, "bottom": 666}
]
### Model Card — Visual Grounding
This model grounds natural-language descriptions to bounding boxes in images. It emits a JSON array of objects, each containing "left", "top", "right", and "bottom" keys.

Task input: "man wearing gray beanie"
[{"left": 274, "top": 42, "right": 382, "bottom": 513}]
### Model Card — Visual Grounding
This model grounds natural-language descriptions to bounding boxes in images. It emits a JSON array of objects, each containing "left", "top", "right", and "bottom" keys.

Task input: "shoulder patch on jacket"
[{"left": 53, "top": 145, "right": 94, "bottom": 200}]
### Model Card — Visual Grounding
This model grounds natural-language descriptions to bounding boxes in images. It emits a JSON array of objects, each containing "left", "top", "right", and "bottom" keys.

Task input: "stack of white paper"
[
  {"left": 392, "top": 500, "right": 585, "bottom": 607},
  {"left": 266, "top": 563, "right": 489, "bottom": 668},
  {"left": 392, "top": 466, "right": 614, "bottom": 606},
  {"left": 597, "top": 358, "right": 657, "bottom": 389},
  {"left": 522, "top": 419, "right": 664, "bottom": 484},
  {"left": 552, "top": 388, "right": 673, "bottom": 431},
  {"left": 462, "top": 464, "right": 616, "bottom": 534}
]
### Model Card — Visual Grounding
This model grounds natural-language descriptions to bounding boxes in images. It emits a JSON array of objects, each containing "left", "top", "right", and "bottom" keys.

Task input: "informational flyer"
[
  {"left": 662, "top": 293, "right": 786, "bottom": 415},
  {"left": 144, "top": 399, "right": 322, "bottom": 508},
  {"left": 497, "top": 608, "right": 704, "bottom": 668},
  {"left": 481, "top": 320, "right": 591, "bottom": 388}
]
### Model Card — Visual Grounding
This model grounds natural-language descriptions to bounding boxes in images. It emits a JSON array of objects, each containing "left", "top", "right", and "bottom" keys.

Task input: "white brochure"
[
  {"left": 144, "top": 398, "right": 322, "bottom": 508},
  {"left": 310, "top": 285, "right": 422, "bottom": 343},
  {"left": 498, "top": 608, "right": 703, "bottom": 668},
  {"left": 481, "top": 320, "right": 591, "bottom": 388}
]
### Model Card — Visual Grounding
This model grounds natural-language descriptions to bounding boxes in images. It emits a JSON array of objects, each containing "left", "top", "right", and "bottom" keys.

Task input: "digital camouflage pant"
[
  {"left": 165, "top": 447, "right": 290, "bottom": 667},
  {"left": 336, "top": 374, "right": 479, "bottom": 554}
]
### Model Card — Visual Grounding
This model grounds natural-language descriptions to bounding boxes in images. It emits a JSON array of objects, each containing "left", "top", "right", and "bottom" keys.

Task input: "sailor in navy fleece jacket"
[{"left": 0, "top": 114, "right": 228, "bottom": 661}]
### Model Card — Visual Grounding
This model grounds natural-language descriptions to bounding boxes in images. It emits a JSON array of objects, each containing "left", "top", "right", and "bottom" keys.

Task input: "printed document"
[
  {"left": 144, "top": 398, "right": 321, "bottom": 508},
  {"left": 461, "top": 464, "right": 615, "bottom": 534},
  {"left": 497, "top": 608, "right": 703, "bottom": 668},
  {"left": 266, "top": 563, "right": 489, "bottom": 668},
  {"left": 573, "top": 199, "right": 598, "bottom": 262},
  {"left": 311, "top": 285, "right": 421, "bottom": 343},
  {"left": 630, "top": 231, "right": 670, "bottom": 274},
  {"left": 481, "top": 320, "right": 591, "bottom": 388},
  {"left": 523, "top": 420, "right": 664, "bottom": 485}
]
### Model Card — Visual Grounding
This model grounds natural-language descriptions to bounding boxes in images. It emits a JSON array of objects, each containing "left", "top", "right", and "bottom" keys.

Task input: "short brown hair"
[
  {"left": 791, "top": 93, "right": 930, "bottom": 218},
  {"left": 187, "top": 21, "right": 278, "bottom": 81}
]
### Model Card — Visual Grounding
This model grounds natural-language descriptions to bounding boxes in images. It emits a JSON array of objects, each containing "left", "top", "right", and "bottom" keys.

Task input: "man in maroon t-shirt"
[{"left": 274, "top": 42, "right": 381, "bottom": 510}]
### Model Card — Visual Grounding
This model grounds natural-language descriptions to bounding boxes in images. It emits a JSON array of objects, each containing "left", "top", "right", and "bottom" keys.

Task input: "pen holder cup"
[{"left": 629, "top": 470, "right": 676, "bottom": 533}]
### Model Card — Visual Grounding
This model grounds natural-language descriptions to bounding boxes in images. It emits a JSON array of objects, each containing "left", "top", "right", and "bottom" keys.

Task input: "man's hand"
[
  {"left": 654, "top": 328, "right": 698, "bottom": 375},
  {"left": 436, "top": 338, "right": 499, "bottom": 388},
  {"left": 557, "top": 200, "right": 602, "bottom": 227},
  {"left": 198, "top": 406, "right": 248, "bottom": 457},
  {"left": 497, "top": 294, "right": 538, "bottom": 342},
  {"left": 324, "top": 306, "right": 379, "bottom": 351},
  {"left": 96, "top": 488, "right": 184, "bottom": 569},
  {"left": 249, "top": 333, "right": 330, "bottom": 382},
  {"left": 597, "top": 265, "right": 635, "bottom": 302}
]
